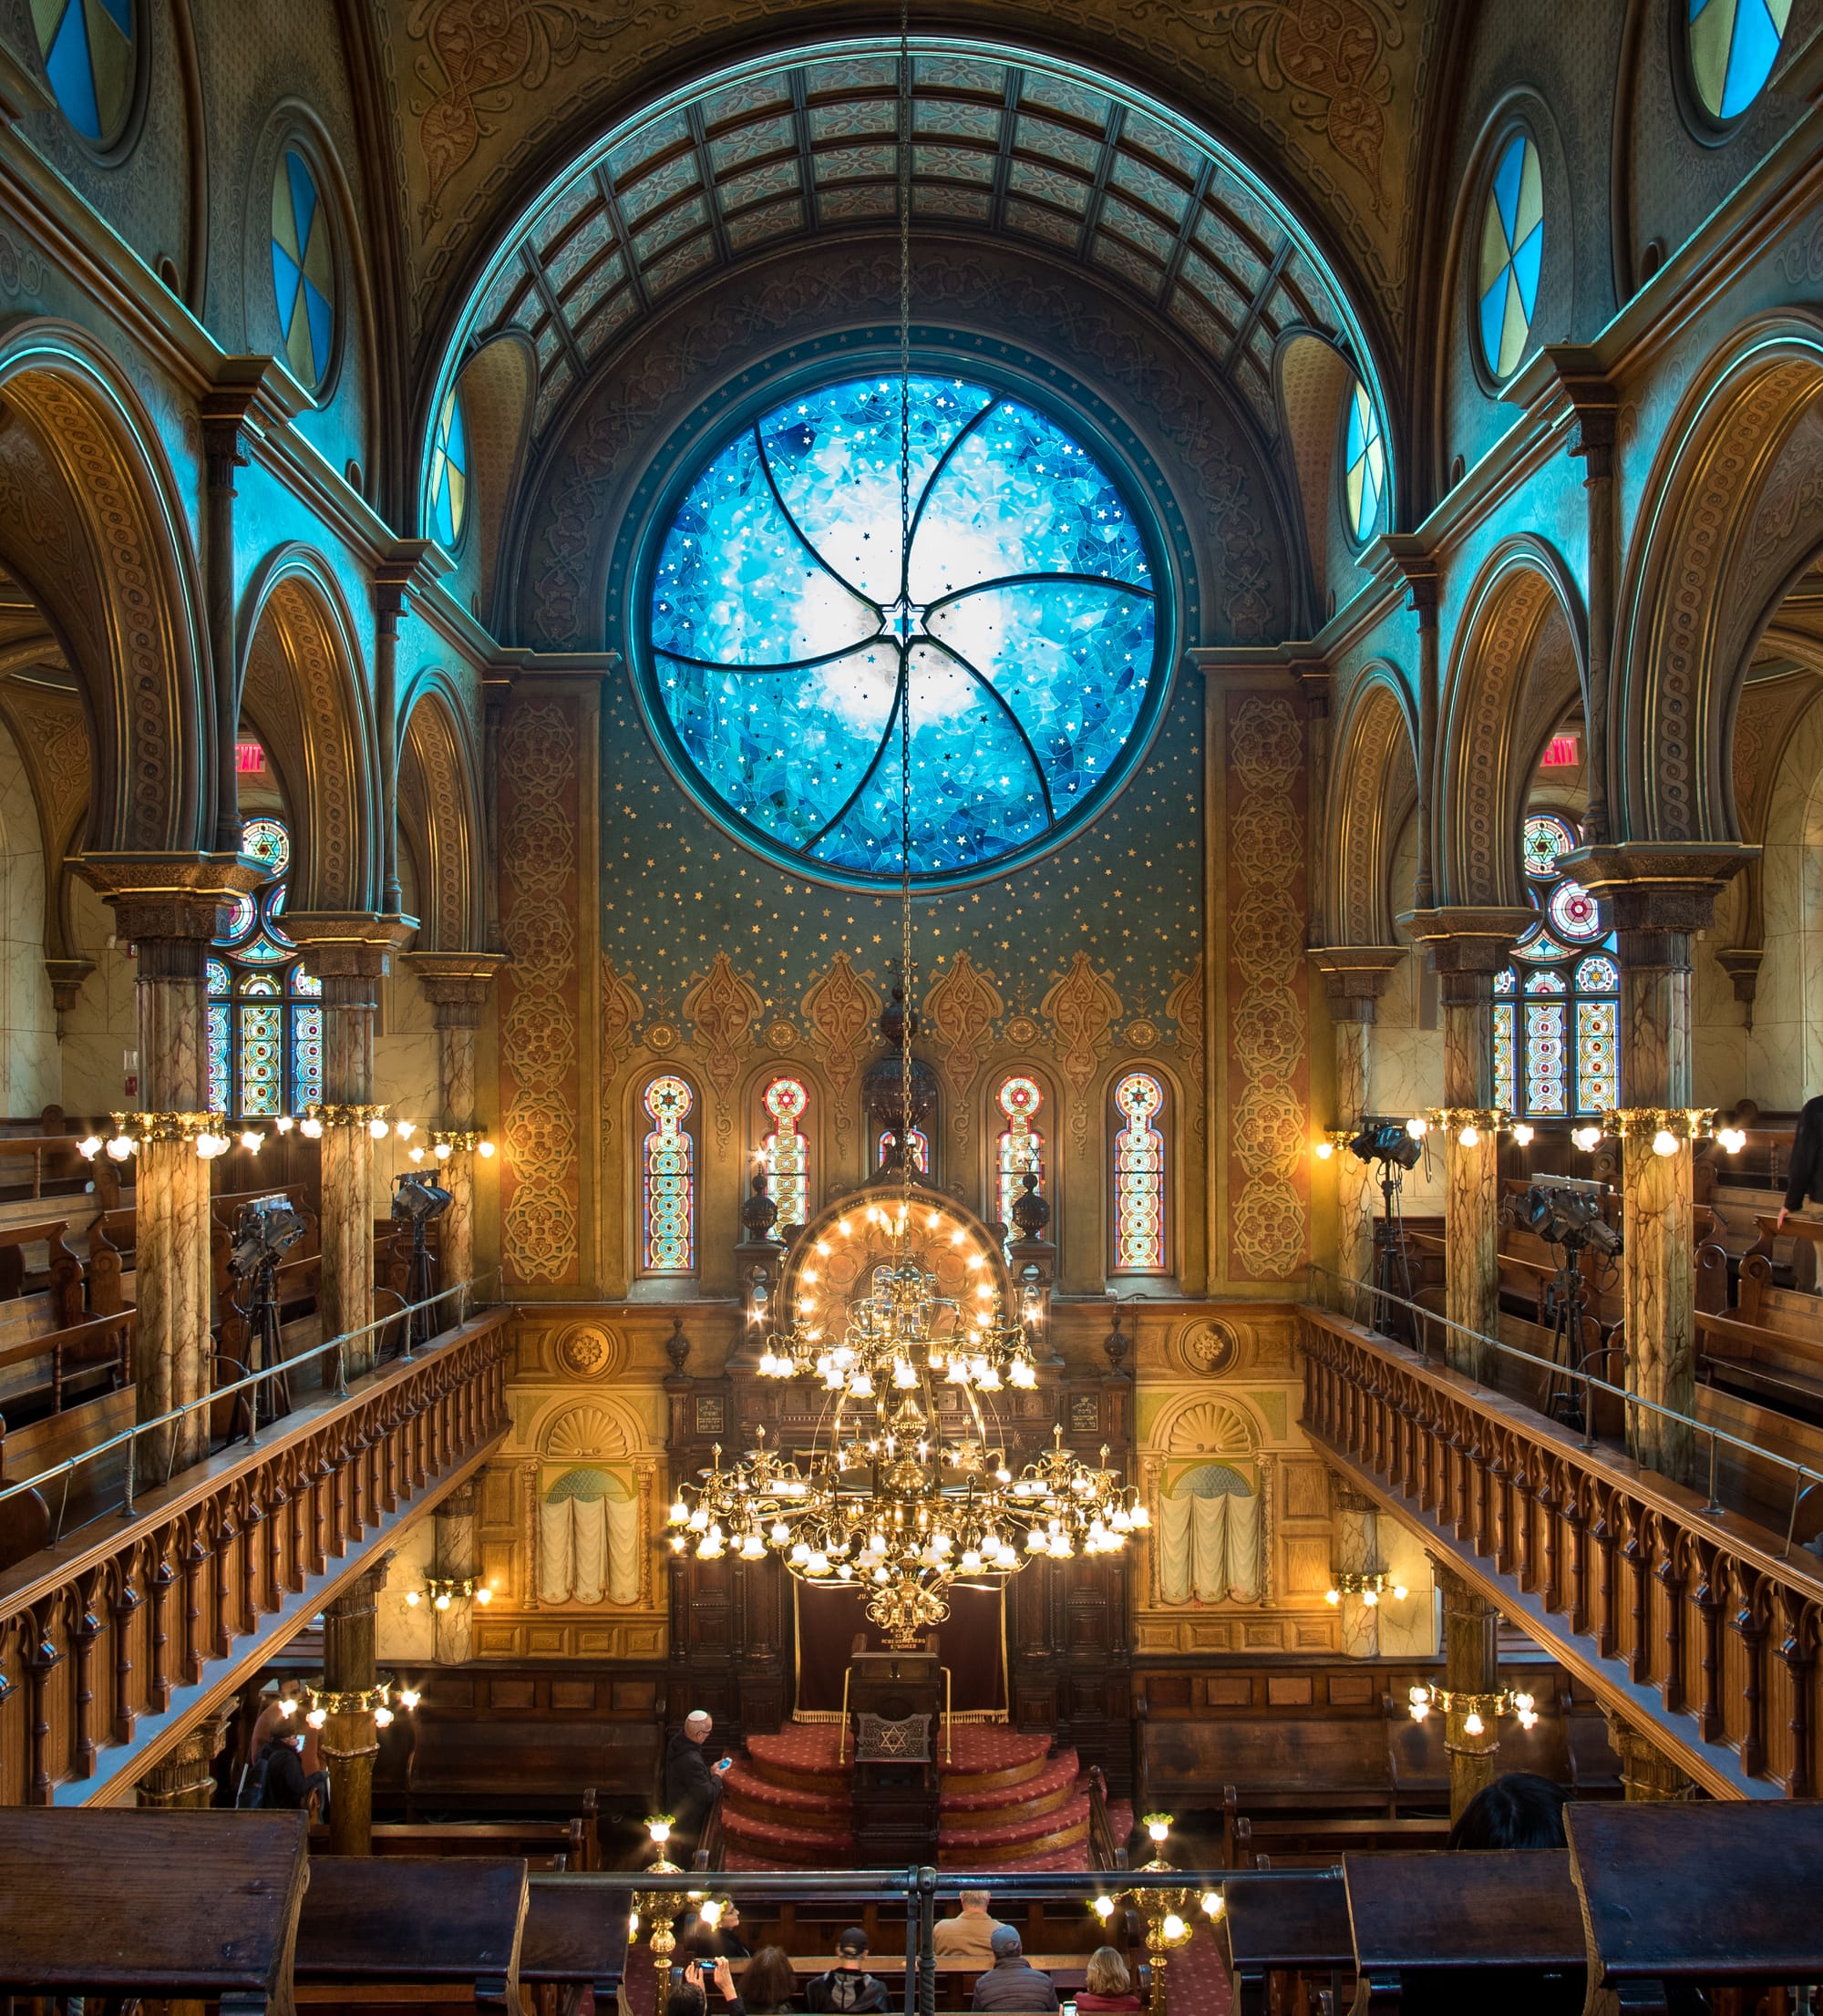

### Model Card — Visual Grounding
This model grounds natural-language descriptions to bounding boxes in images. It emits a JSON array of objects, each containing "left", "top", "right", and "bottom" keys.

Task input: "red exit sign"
[
  {"left": 236, "top": 742, "right": 265, "bottom": 774},
  {"left": 1541, "top": 733, "right": 1580, "bottom": 768}
]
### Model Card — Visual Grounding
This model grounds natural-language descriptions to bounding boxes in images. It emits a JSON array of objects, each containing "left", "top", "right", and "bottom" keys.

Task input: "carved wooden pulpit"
[{"left": 846, "top": 1634, "right": 942, "bottom": 1862}]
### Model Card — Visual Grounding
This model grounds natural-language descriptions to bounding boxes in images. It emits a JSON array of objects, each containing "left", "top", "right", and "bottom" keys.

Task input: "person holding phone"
[
  {"left": 678, "top": 1954, "right": 746, "bottom": 2014},
  {"left": 663, "top": 1708, "right": 735, "bottom": 1859}
]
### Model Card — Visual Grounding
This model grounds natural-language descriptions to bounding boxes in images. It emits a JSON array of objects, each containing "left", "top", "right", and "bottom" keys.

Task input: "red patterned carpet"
[{"left": 722, "top": 1719, "right": 1115, "bottom": 1868}]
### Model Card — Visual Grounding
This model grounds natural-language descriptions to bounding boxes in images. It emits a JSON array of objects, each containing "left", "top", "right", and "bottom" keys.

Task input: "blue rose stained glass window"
[{"left": 645, "top": 374, "right": 1162, "bottom": 882}]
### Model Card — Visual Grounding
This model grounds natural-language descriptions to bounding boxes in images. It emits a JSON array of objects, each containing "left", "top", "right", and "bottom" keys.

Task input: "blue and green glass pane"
[
  {"left": 1113, "top": 1072, "right": 1166, "bottom": 1271},
  {"left": 207, "top": 1003, "right": 231, "bottom": 1115},
  {"left": 290, "top": 1002, "right": 323, "bottom": 1108},
  {"left": 34, "top": 0, "right": 132, "bottom": 146},
  {"left": 272, "top": 148, "right": 335, "bottom": 390},
  {"left": 1344, "top": 380, "right": 1385, "bottom": 542},
  {"left": 1690, "top": 0, "right": 1791, "bottom": 118},
  {"left": 429, "top": 387, "right": 469, "bottom": 549},
  {"left": 238, "top": 996, "right": 283, "bottom": 1116},
  {"left": 1478, "top": 134, "right": 1543, "bottom": 379},
  {"left": 1493, "top": 1002, "right": 1517, "bottom": 1113},
  {"left": 644, "top": 1075, "right": 695, "bottom": 1271},
  {"left": 241, "top": 815, "right": 291, "bottom": 881},
  {"left": 649, "top": 374, "right": 1159, "bottom": 881}
]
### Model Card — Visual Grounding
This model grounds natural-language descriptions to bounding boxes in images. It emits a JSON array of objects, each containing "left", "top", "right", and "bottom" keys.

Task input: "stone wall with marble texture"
[
  {"left": 59, "top": 878, "right": 137, "bottom": 1118},
  {"left": 1736, "top": 701, "right": 1823, "bottom": 1111},
  {"left": 1365, "top": 810, "right": 1446, "bottom": 1211},
  {"left": 0, "top": 715, "right": 57, "bottom": 1116}
]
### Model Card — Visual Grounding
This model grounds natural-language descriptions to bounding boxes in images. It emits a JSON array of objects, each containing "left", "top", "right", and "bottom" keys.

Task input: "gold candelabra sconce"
[
  {"left": 1311, "top": 1127, "right": 1355, "bottom": 1162},
  {"left": 1406, "top": 1682, "right": 1538, "bottom": 1736},
  {"left": 1323, "top": 1569, "right": 1408, "bottom": 1608},
  {"left": 633, "top": 1818, "right": 692, "bottom": 2014},
  {"left": 417, "top": 1126, "right": 496, "bottom": 1164},
  {"left": 1094, "top": 1825, "right": 1222, "bottom": 2016},
  {"left": 281, "top": 1674, "right": 422, "bottom": 1732},
  {"left": 405, "top": 1576, "right": 493, "bottom": 1612}
]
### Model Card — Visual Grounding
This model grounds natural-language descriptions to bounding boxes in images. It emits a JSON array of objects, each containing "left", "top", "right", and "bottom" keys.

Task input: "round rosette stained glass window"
[{"left": 643, "top": 373, "right": 1166, "bottom": 885}]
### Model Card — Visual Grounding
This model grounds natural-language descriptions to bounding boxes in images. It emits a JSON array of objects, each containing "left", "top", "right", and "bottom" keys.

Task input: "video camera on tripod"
[
  {"left": 1506, "top": 1176, "right": 1621, "bottom": 1431},
  {"left": 390, "top": 1170, "right": 452, "bottom": 1356},
  {"left": 1348, "top": 1119, "right": 1426, "bottom": 1334},
  {"left": 226, "top": 1195, "right": 305, "bottom": 1435},
  {"left": 1510, "top": 1176, "right": 1622, "bottom": 1260}
]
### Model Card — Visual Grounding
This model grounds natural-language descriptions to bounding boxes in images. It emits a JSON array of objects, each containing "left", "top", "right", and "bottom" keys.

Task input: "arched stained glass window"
[
  {"left": 1344, "top": 380, "right": 1385, "bottom": 544},
  {"left": 209, "top": 816, "right": 324, "bottom": 1116},
  {"left": 1689, "top": 0, "right": 1790, "bottom": 119},
  {"left": 643, "top": 1075, "right": 695, "bottom": 1272},
  {"left": 643, "top": 372, "right": 1165, "bottom": 886},
  {"left": 759, "top": 1075, "right": 809, "bottom": 1231},
  {"left": 995, "top": 1076, "right": 1044, "bottom": 1248},
  {"left": 878, "top": 1127, "right": 930, "bottom": 1175},
  {"left": 1478, "top": 132, "right": 1543, "bottom": 380},
  {"left": 35, "top": 0, "right": 134, "bottom": 148},
  {"left": 1493, "top": 812, "right": 1621, "bottom": 1118},
  {"left": 1112, "top": 1071, "right": 1167, "bottom": 1273},
  {"left": 272, "top": 146, "right": 335, "bottom": 392},
  {"left": 428, "top": 386, "right": 469, "bottom": 550}
]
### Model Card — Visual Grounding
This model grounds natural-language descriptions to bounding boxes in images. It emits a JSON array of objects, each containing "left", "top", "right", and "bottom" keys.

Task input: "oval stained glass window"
[
  {"left": 428, "top": 386, "right": 469, "bottom": 549},
  {"left": 1548, "top": 877, "right": 1603, "bottom": 943},
  {"left": 272, "top": 147, "right": 335, "bottom": 391},
  {"left": 36, "top": 0, "right": 134, "bottom": 148},
  {"left": 643, "top": 373, "right": 1163, "bottom": 885},
  {"left": 1344, "top": 379, "right": 1385, "bottom": 542},
  {"left": 1477, "top": 133, "right": 1543, "bottom": 380},
  {"left": 1689, "top": 0, "right": 1791, "bottom": 119}
]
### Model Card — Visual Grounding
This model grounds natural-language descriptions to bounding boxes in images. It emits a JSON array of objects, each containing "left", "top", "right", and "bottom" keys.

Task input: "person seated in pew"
[
  {"left": 683, "top": 1899, "right": 752, "bottom": 1961},
  {"left": 1073, "top": 1949, "right": 1140, "bottom": 2014},
  {"left": 970, "top": 1928, "right": 1059, "bottom": 2013},
  {"left": 1445, "top": 1769, "right": 1566, "bottom": 1851},
  {"left": 804, "top": 1929, "right": 891, "bottom": 2012},
  {"left": 737, "top": 1945, "right": 798, "bottom": 2014},
  {"left": 678, "top": 1955, "right": 746, "bottom": 2014},
  {"left": 932, "top": 1888, "right": 1007, "bottom": 1960}
]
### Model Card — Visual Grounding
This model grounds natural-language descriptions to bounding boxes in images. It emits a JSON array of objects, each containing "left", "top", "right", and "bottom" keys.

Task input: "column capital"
[
  {"left": 1557, "top": 842, "right": 1756, "bottom": 946},
  {"left": 1371, "top": 533, "right": 1438, "bottom": 618},
  {"left": 287, "top": 911, "right": 418, "bottom": 980},
  {"left": 1397, "top": 907, "right": 1535, "bottom": 1002},
  {"left": 406, "top": 951, "right": 509, "bottom": 1027},
  {"left": 375, "top": 539, "right": 447, "bottom": 623},
  {"left": 71, "top": 851, "right": 269, "bottom": 944},
  {"left": 1310, "top": 945, "right": 1406, "bottom": 1022}
]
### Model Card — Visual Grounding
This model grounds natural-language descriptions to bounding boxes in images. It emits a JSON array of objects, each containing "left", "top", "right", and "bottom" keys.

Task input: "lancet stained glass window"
[
  {"left": 1478, "top": 132, "right": 1543, "bottom": 380},
  {"left": 208, "top": 816, "right": 323, "bottom": 1116},
  {"left": 1344, "top": 380, "right": 1385, "bottom": 543},
  {"left": 1689, "top": 0, "right": 1791, "bottom": 119},
  {"left": 643, "top": 1075, "right": 695, "bottom": 1272},
  {"left": 645, "top": 373, "right": 1161, "bottom": 884},
  {"left": 996, "top": 1076, "right": 1044, "bottom": 1250},
  {"left": 1113, "top": 1071, "right": 1167, "bottom": 1272},
  {"left": 1493, "top": 812, "right": 1621, "bottom": 1119},
  {"left": 759, "top": 1075, "right": 809, "bottom": 1232}
]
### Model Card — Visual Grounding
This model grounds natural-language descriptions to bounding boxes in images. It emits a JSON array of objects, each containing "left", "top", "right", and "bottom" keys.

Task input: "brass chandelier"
[{"left": 666, "top": 5, "right": 1146, "bottom": 1645}]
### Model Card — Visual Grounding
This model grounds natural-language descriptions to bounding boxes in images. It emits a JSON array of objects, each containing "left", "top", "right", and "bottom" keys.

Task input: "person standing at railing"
[{"left": 1777, "top": 1094, "right": 1823, "bottom": 1233}]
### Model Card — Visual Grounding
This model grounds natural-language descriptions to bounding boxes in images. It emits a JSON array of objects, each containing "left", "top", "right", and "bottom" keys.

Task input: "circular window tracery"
[
  {"left": 271, "top": 146, "right": 336, "bottom": 393},
  {"left": 1688, "top": 0, "right": 1790, "bottom": 120},
  {"left": 1477, "top": 132, "right": 1544, "bottom": 382},
  {"left": 640, "top": 370, "right": 1167, "bottom": 887},
  {"left": 36, "top": 0, "right": 136, "bottom": 150}
]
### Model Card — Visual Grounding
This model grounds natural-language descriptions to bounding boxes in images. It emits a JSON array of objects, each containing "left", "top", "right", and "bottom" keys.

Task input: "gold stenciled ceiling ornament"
[{"left": 667, "top": 15, "right": 1146, "bottom": 1643}]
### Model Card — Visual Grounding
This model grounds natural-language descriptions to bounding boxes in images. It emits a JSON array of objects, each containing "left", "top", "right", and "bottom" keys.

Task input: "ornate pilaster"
[
  {"left": 374, "top": 545, "right": 439, "bottom": 917},
  {"left": 135, "top": 1713, "right": 229, "bottom": 1806},
  {"left": 1432, "top": 1558, "right": 1501, "bottom": 1820},
  {"left": 291, "top": 915, "right": 416, "bottom": 1375},
  {"left": 1559, "top": 845, "right": 1755, "bottom": 1482},
  {"left": 406, "top": 951, "right": 505, "bottom": 1301},
  {"left": 1602, "top": 1708, "right": 1697, "bottom": 1802},
  {"left": 1400, "top": 910, "right": 1533, "bottom": 1378},
  {"left": 322, "top": 1560, "right": 388, "bottom": 1855},
  {"left": 1547, "top": 349, "right": 1621, "bottom": 845},
  {"left": 1311, "top": 948, "right": 1406, "bottom": 1291},
  {"left": 1379, "top": 540, "right": 1439, "bottom": 910},
  {"left": 73, "top": 855, "right": 266, "bottom": 1473},
  {"left": 1330, "top": 1473, "right": 1381, "bottom": 1659}
]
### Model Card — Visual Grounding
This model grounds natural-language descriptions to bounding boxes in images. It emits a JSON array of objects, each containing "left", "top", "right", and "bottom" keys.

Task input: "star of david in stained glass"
[
  {"left": 1690, "top": 0, "right": 1791, "bottom": 118},
  {"left": 1478, "top": 134, "right": 1544, "bottom": 380},
  {"left": 429, "top": 387, "right": 469, "bottom": 550},
  {"left": 35, "top": 0, "right": 133, "bottom": 147},
  {"left": 647, "top": 374, "right": 1160, "bottom": 883},
  {"left": 272, "top": 148, "right": 335, "bottom": 391},
  {"left": 1344, "top": 380, "right": 1385, "bottom": 543}
]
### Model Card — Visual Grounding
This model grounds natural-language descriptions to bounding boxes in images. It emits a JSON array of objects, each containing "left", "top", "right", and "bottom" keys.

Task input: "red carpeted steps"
[{"left": 720, "top": 1721, "right": 1107, "bottom": 1869}]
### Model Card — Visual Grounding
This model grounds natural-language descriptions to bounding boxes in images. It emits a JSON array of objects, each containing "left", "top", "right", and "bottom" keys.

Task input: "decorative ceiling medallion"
[
  {"left": 766, "top": 1018, "right": 799, "bottom": 1051},
  {"left": 644, "top": 1023, "right": 677, "bottom": 1052},
  {"left": 1174, "top": 1319, "right": 1240, "bottom": 1376},
  {"left": 1125, "top": 1019, "right": 1161, "bottom": 1050},
  {"left": 556, "top": 1322, "right": 621, "bottom": 1379}
]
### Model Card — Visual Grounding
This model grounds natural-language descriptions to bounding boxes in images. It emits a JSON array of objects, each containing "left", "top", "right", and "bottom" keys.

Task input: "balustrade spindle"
[
  {"left": 1735, "top": 1569, "right": 1768, "bottom": 1779},
  {"left": 211, "top": 1505, "right": 238, "bottom": 1658},
  {"left": 109, "top": 1565, "right": 140, "bottom": 1743},
  {"left": 25, "top": 1607, "right": 61, "bottom": 1805},
  {"left": 149, "top": 1549, "right": 174, "bottom": 1713},
  {"left": 180, "top": 1529, "right": 207, "bottom": 1685},
  {"left": 70, "top": 1577, "right": 101, "bottom": 1776},
  {"left": 1536, "top": 1466, "right": 1559, "bottom": 1609},
  {"left": 1694, "top": 1546, "right": 1724, "bottom": 1743},
  {"left": 1593, "top": 1495, "right": 1619, "bottom": 1661},
  {"left": 1563, "top": 1485, "right": 1589, "bottom": 1634},
  {"left": 1776, "top": 1590, "right": 1818, "bottom": 1800},
  {"left": 1657, "top": 1527, "right": 1686, "bottom": 1715},
  {"left": 1623, "top": 1512, "right": 1650, "bottom": 1685}
]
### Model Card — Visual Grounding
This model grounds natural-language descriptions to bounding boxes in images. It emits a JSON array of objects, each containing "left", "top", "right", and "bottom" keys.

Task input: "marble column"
[
  {"left": 1558, "top": 847, "right": 1753, "bottom": 1484},
  {"left": 435, "top": 1481, "right": 479, "bottom": 1666},
  {"left": 1401, "top": 910, "right": 1532, "bottom": 1381},
  {"left": 1602, "top": 1708, "right": 1696, "bottom": 1801},
  {"left": 405, "top": 952, "right": 504, "bottom": 1305},
  {"left": 290, "top": 918, "right": 412, "bottom": 1380},
  {"left": 1330, "top": 1474, "right": 1381, "bottom": 1660},
  {"left": 322, "top": 1559, "right": 388, "bottom": 1855},
  {"left": 1433, "top": 1558, "right": 1501, "bottom": 1821},
  {"left": 1312, "top": 949, "right": 1406, "bottom": 1296},
  {"left": 77, "top": 859, "right": 264, "bottom": 1475}
]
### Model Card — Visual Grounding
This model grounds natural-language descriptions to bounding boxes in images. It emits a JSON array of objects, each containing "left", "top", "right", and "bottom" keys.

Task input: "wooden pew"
[
  {"left": 522, "top": 1877, "right": 631, "bottom": 2014},
  {"left": 1219, "top": 1870, "right": 1354, "bottom": 2016},
  {"left": 1139, "top": 1711, "right": 1396, "bottom": 1819},
  {"left": 0, "top": 1805, "right": 308, "bottom": 2011},
  {"left": 308, "top": 1798, "right": 602, "bottom": 1870},
  {"left": 1569, "top": 1800, "right": 1823, "bottom": 2014},
  {"left": 1695, "top": 1239, "right": 1823, "bottom": 1418},
  {"left": 1231, "top": 1810, "right": 1452, "bottom": 1868},
  {"left": 1343, "top": 1848, "right": 1586, "bottom": 2014},
  {"left": 294, "top": 1853, "right": 528, "bottom": 2013},
  {"left": 395, "top": 1713, "right": 663, "bottom": 1817}
]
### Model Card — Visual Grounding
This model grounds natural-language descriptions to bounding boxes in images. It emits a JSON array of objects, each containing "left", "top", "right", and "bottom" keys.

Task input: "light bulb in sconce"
[
  {"left": 1313, "top": 1138, "right": 1334, "bottom": 1160},
  {"left": 240, "top": 1129, "right": 263, "bottom": 1153},
  {"left": 305, "top": 1706, "right": 326, "bottom": 1730},
  {"left": 274, "top": 1114, "right": 295, "bottom": 1134},
  {"left": 1457, "top": 1123, "right": 1480, "bottom": 1147},
  {"left": 434, "top": 1591, "right": 451, "bottom": 1611},
  {"left": 1512, "top": 1122, "right": 1534, "bottom": 1147},
  {"left": 1406, "top": 1116, "right": 1428, "bottom": 1139},
  {"left": 1463, "top": 1710, "right": 1485, "bottom": 1737},
  {"left": 1393, "top": 1583, "right": 1408, "bottom": 1600},
  {"left": 1200, "top": 1892, "right": 1223, "bottom": 1919},
  {"left": 1571, "top": 1125, "right": 1602, "bottom": 1152},
  {"left": 1717, "top": 1126, "right": 1746, "bottom": 1154},
  {"left": 405, "top": 1590, "right": 421, "bottom": 1608},
  {"left": 409, "top": 1146, "right": 426, "bottom": 1163},
  {"left": 397, "top": 1688, "right": 421, "bottom": 1711},
  {"left": 276, "top": 1695, "right": 297, "bottom": 1718},
  {"left": 1161, "top": 1915, "right": 1186, "bottom": 1944},
  {"left": 106, "top": 1134, "right": 135, "bottom": 1161},
  {"left": 300, "top": 1116, "right": 324, "bottom": 1140},
  {"left": 1093, "top": 1896, "right": 1115, "bottom": 1922},
  {"left": 475, "top": 1585, "right": 493, "bottom": 1606},
  {"left": 1362, "top": 1586, "right": 1380, "bottom": 1607},
  {"left": 396, "top": 1120, "right": 416, "bottom": 1139},
  {"left": 1652, "top": 1127, "right": 1678, "bottom": 1157},
  {"left": 1324, "top": 1586, "right": 1341, "bottom": 1606},
  {"left": 374, "top": 1705, "right": 394, "bottom": 1728},
  {"left": 368, "top": 1117, "right": 390, "bottom": 1140}
]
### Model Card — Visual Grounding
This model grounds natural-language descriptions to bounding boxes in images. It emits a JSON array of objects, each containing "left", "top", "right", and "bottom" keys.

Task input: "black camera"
[
  {"left": 227, "top": 1196, "right": 304, "bottom": 1281},
  {"left": 1514, "top": 1178, "right": 1621, "bottom": 1259},
  {"left": 390, "top": 1172, "right": 453, "bottom": 1226}
]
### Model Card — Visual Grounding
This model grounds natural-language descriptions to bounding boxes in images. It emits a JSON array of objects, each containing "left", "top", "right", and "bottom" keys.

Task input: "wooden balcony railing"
[
  {"left": 0, "top": 1305, "right": 511, "bottom": 1806},
  {"left": 1300, "top": 1301, "right": 1823, "bottom": 1800}
]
